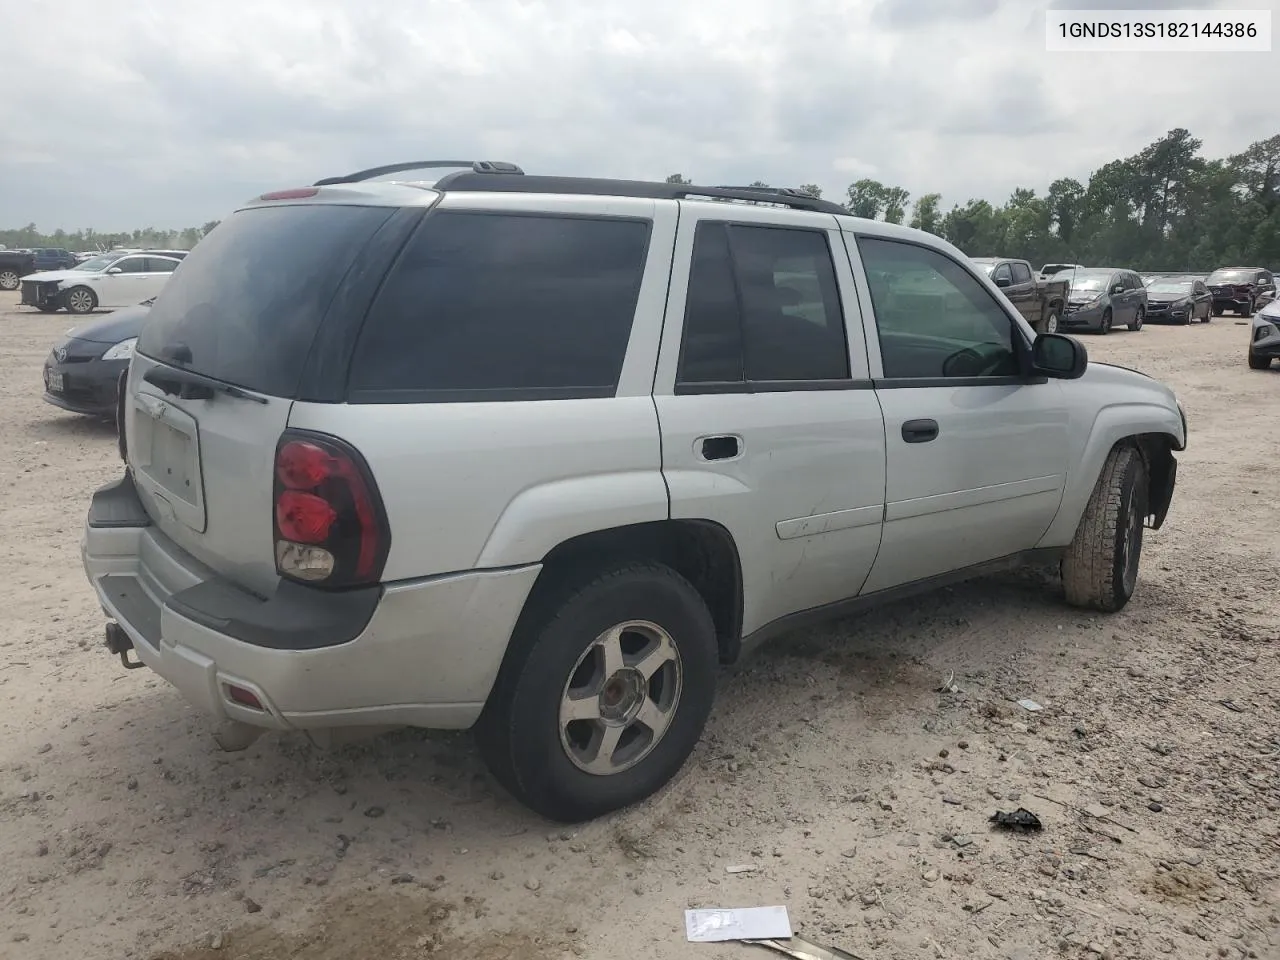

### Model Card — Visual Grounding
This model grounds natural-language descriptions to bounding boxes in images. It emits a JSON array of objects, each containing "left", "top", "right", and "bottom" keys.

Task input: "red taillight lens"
[
  {"left": 271, "top": 431, "right": 390, "bottom": 588},
  {"left": 276, "top": 490, "right": 338, "bottom": 543},
  {"left": 276, "top": 440, "right": 335, "bottom": 489}
]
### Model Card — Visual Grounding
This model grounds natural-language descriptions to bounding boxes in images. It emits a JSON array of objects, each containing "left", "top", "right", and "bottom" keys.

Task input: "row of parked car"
[{"left": 970, "top": 257, "right": 1278, "bottom": 337}]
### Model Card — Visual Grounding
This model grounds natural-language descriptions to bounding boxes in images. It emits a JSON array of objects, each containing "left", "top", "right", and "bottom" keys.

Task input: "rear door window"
[
  {"left": 137, "top": 203, "right": 396, "bottom": 397},
  {"left": 347, "top": 212, "right": 651, "bottom": 402},
  {"left": 676, "top": 222, "right": 850, "bottom": 388}
]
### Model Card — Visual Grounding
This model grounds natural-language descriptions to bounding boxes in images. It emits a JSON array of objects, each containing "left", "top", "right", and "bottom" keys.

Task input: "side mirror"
[
  {"left": 106, "top": 267, "right": 123, "bottom": 275},
  {"left": 1111, "top": 283, "right": 1124, "bottom": 294},
  {"left": 994, "top": 276, "right": 1012, "bottom": 288},
  {"left": 1032, "top": 333, "right": 1087, "bottom": 379}
]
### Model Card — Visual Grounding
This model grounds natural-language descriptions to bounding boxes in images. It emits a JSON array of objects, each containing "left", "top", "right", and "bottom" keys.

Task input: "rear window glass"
[
  {"left": 137, "top": 204, "right": 395, "bottom": 396},
  {"left": 347, "top": 211, "right": 650, "bottom": 402}
]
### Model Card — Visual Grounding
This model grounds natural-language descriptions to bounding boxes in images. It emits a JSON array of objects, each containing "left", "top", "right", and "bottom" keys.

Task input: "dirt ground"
[{"left": 0, "top": 288, "right": 1277, "bottom": 960}]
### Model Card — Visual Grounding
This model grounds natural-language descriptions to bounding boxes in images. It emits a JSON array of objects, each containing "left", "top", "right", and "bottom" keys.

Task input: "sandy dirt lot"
[{"left": 0, "top": 288, "right": 1277, "bottom": 960}]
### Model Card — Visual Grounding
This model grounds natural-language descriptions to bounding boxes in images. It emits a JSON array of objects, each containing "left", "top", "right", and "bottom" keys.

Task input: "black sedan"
[
  {"left": 42, "top": 299, "right": 152, "bottom": 418},
  {"left": 1144, "top": 276, "right": 1212, "bottom": 324}
]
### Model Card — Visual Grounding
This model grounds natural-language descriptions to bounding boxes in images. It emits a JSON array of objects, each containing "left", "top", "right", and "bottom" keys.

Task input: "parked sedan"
[
  {"left": 1060, "top": 268, "right": 1148, "bottom": 334},
  {"left": 1248, "top": 299, "right": 1280, "bottom": 370},
  {"left": 43, "top": 299, "right": 153, "bottom": 417},
  {"left": 1144, "top": 276, "right": 1212, "bottom": 324},
  {"left": 20, "top": 252, "right": 182, "bottom": 314}
]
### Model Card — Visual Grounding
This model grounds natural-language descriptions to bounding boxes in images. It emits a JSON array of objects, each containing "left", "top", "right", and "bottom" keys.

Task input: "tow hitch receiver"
[{"left": 105, "top": 622, "right": 145, "bottom": 670}]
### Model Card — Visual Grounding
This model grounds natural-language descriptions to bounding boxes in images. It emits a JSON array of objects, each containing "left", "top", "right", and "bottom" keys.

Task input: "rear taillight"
[{"left": 272, "top": 430, "right": 390, "bottom": 589}]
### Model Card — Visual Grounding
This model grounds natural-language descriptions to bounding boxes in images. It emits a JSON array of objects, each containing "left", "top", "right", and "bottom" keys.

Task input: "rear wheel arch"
[{"left": 514, "top": 520, "right": 744, "bottom": 668}]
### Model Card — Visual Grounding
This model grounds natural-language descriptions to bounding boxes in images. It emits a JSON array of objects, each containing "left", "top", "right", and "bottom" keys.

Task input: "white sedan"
[{"left": 19, "top": 252, "right": 183, "bottom": 314}]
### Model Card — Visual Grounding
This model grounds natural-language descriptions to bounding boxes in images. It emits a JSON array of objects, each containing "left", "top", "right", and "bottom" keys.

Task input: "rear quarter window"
[
  {"left": 137, "top": 204, "right": 396, "bottom": 397},
  {"left": 346, "top": 211, "right": 651, "bottom": 402}
]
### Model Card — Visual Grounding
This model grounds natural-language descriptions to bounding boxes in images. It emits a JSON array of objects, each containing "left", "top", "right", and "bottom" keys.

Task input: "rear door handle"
[
  {"left": 698, "top": 435, "right": 740, "bottom": 461},
  {"left": 901, "top": 418, "right": 939, "bottom": 443}
]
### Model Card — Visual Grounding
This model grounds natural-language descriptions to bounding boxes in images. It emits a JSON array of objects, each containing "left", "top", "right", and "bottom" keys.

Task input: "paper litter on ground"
[{"left": 685, "top": 906, "right": 792, "bottom": 942}]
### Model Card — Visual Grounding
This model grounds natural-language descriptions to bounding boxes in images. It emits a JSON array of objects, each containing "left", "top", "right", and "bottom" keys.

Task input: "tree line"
[
  {"left": 6, "top": 129, "right": 1277, "bottom": 270},
  {"left": 666, "top": 129, "right": 1280, "bottom": 271},
  {"left": 0, "top": 221, "right": 221, "bottom": 254}
]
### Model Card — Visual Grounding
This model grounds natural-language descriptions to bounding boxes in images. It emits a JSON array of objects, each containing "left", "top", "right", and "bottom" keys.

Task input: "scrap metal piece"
[
  {"left": 745, "top": 934, "right": 868, "bottom": 960},
  {"left": 988, "top": 808, "right": 1043, "bottom": 832}
]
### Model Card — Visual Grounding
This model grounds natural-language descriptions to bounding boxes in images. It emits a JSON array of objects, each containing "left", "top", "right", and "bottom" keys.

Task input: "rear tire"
[
  {"left": 1213, "top": 304, "right": 1224, "bottom": 317},
  {"left": 1041, "top": 310, "right": 1060, "bottom": 335},
  {"left": 0, "top": 269, "right": 19, "bottom": 291},
  {"left": 475, "top": 562, "right": 718, "bottom": 823},
  {"left": 1248, "top": 351, "right": 1272, "bottom": 370},
  {"left": 1061, "top": 444, "right": 1149, "bottom": 613}
]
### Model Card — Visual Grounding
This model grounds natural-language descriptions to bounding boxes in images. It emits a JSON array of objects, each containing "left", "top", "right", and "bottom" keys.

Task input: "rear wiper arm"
[{"left": 142, "top": 366, "right": 268, "bottom": 404}]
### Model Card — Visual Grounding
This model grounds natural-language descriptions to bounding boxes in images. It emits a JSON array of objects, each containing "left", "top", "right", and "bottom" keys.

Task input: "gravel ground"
[{"left": 0, "top": 289, "right": 1277, "bottom": 960}]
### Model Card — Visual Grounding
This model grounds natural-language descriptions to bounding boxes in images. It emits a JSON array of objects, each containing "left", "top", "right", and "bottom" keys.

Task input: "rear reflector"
[
  {"left": 259, "top": 187, "right": 320, "bottom": 201},
  {"left": 226, "top": 685, "right": 264, "bottom": 710}
]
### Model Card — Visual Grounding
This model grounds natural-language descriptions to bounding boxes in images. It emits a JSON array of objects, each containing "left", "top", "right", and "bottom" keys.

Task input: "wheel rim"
[
  {"left": 1120, "top": 485, "right": 1143, "bottom": 595},
  {"left": 68, "top": 290, "right": 93, "bottom": 312},
  {"left": 1045, "top": 313, "right": 1059, "bottom": 334},
  {"left": 558, "top": 620, "right": 683, "bottom": 777},
  {"left": 0, "top": 271, "right": 17, "bottom": 289}
]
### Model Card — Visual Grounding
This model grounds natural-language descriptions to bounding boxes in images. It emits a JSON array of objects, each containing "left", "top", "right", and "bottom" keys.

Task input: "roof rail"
[
  {"left": 313, "top": 160, "right": 524, "bottom": 186},
  {"left": 428, "top": 172, "right": 848, "bottom": 215}
]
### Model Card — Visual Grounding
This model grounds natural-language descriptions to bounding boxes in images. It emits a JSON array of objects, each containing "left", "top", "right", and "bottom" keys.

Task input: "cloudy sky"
[{"left": 2, "top": 0, "right": 1274, "bottom": 231}]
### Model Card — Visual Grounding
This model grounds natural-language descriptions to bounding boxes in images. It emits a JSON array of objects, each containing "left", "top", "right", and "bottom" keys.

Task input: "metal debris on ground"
[
  {"left": 1016, "top": 698, "right": 1043, "bottom": 712},
  {"left": 685, "top": 906, "right": 792, "bottom": 943},
  {"left": 725, "top": 863, "right": 759, "bottom": 874},
  {"left": 988, "top": 808, "right": 1043, "bottom": 832},
  {"left": 936, "top": 671, "right": 960, "bottom": 694},
  {"left": 745, "top": 932, "right": 869, "bottom": 960}
]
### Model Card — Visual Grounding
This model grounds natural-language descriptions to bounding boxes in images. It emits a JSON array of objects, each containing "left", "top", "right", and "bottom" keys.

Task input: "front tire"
[
  {"left": 0, "top": 269, "right": 19, "bottom": 291},
  {"left": 1061, "top": 444, "right": 1149, "bottom": 613},
  {"left": 1128, "top": 307, "right": 1145, "bottom": 332},
  {"left": 1248, "top": 351, "right": 1272, "bottom": 370},
  {"left": 1097, "top": 309, "right": 1112, "bottom": 335},
  {"left": 63, "top": 286, "right": 97, "bottom": 314},
  {"left": 476, "top": 562, "right": 718, "bottom": 823}
]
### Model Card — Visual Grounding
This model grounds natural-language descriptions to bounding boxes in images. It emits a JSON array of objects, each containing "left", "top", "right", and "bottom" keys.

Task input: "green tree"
[
  {"left": 909, "top": 193, "right": 942, "bottom": 234},
  {"left": 664, "top": 174, "right": 691, "bottom": 184},
  {"left": 882, "top": 186, "right": 911, "bottom": 225},
  {"left": 798, "top": 183, "right": 823, "bottom": 199},
  {"left": 846, "top": 179, "right": 887, "bottom": 218}
]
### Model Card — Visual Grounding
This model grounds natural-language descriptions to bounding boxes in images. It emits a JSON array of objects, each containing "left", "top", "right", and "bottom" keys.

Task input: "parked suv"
[
  {"left": 81, "top": 162, "right": 1186, "bottom": 823},
  {"left": 1206, "top": 267, "right": 1276, "bottom": 317}
]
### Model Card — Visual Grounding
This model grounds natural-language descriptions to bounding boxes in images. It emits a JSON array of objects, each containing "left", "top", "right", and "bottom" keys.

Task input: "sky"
[{"left": 1, "top": 0, "right": 1275, "bottom": 231}]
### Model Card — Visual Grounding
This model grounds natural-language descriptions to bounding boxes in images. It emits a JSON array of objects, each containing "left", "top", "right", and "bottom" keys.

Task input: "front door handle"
[
  {"left": 901, "top": 418, "right": 939, "bottom": 443},
  {"left": 699, "top": 435, "right": 740, "bottom": 461}
]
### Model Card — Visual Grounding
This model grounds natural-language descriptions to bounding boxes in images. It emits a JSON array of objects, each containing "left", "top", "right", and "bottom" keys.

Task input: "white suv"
[{"left": 82, "top": 161, "right": 1186, "bottom": 823}]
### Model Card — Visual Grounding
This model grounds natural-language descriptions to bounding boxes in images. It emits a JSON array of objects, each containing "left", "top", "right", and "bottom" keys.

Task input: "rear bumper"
[{"left": 81, "top": 473, "right": 541, "bottom": 731}]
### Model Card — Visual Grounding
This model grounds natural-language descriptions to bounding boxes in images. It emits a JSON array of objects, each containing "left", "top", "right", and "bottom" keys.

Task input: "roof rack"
[
  {"left": 429, "top": 172, "right": 848, "bottom": 215},
  {"left": 313, "top": 160, "right": 524, "bottom": 186}
]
